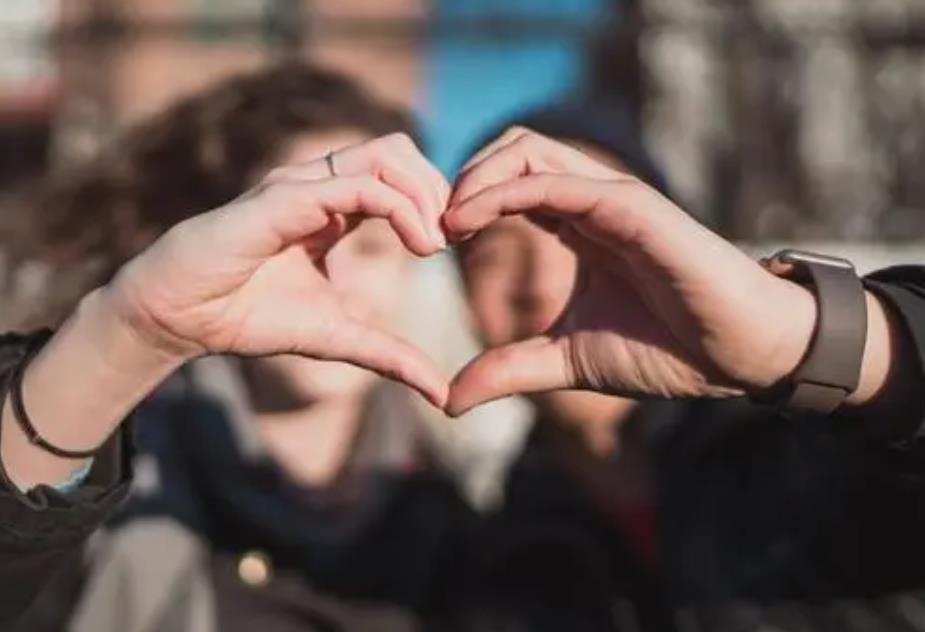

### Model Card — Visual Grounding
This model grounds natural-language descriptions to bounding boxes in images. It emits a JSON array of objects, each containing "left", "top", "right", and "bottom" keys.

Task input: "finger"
[
  {"left": 450, "top": 129, "right": 532, "bottom": 206},
  {"left": 268, "top": 159, "right": 442, "bottom": 245},
  {"left": 381, "top": 136, "right": 450, "bottom": 247},
  {"left": 406, "top": 158, "right": 452, "bottom": 245},
  {"left": 278, "top": 136, "right": 449, "bottom": 250},
  {"left": 452, "top": 136, "right": 534, "bottom": 208},
  {"left": 377, "top": 160, "right": 447, "bottom": 249},
  {"left": 452, "top": 132, "right": 619, "bottom": 207},
  {"left": 301, "top": 213, "right": 353, "bottom": 262},
  {"left": 445, "top": 336, "right": 572, "bottom": 417},
  {"left": 315, "top": 317, "right": 450, "bottom": 408},
  {"left": 260, "top": 161, "right": 331, "bottom": 185},
  {"left": 457, "top": 126, "right": 529, "bottom": 175},
  {"left": 445, "top": 174, "right": 622, "bottom": 242},
  {"left": 250, "top": 177, "right": 438, "bottom": 258},
  {"left": 421, "top": 156, "right": 452, "bottom": 213}
]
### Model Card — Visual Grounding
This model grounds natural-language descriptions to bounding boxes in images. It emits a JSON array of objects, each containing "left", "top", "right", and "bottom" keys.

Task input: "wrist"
[
  {"left": 80, "top": 286, "right": 192, "bottom": 378},
  {"left": 747, "top": 279, "right": 895, "bottom": 411},
  {"left": 1, "top": 287, "right": 186, "bottom": 490},
  {"left": 101, "top": 272, "right": 202, "bottom": 366},
  {"left": 747, "top": 250, "right": 873, "bottom": 413},
  {"left": 745, "top": 277, "right": 818, "bottom": 396}
]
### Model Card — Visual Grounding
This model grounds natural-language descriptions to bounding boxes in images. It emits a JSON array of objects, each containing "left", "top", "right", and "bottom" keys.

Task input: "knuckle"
[
  {"left": 261, "top": 181, "right": 305, "bottom": 210},
  {"left": 354, "top": 178, "right": 384, "bottom": 207},
  {"left": 368, "top": 138, "right": 390, "bottom": 160},
  {"left": 261, "top": 165, "right": 296, "bottom": 185},
  {"left": 386, "top": 131, "right": 416, "bottom": 151},
  {"left": 356, "top": 173, "right": 380, "bottom": 189},
  {"left": 511, "top": 126, "right": 541, "bottom": 143},
  {"left": 520, "top": 129, "right": 551, "bottom": 150}
]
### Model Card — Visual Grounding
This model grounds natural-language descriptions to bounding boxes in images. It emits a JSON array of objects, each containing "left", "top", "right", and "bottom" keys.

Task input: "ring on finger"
[{"left": 325, "top": 150, "right": 338, "bottom": 177}]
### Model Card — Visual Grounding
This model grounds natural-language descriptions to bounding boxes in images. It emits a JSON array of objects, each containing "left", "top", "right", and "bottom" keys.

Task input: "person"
[
  {"left": 1, "top": 63, "right": 469, "bottom": 631},
  {"left": 446, "top": 101, "right": 673, "bottom": 631},
  {"left": 0, "top": 97, "right": 923, "bottom": 629},
  {"left": 448, "top": 116, "right": 925, "bottom": 628}
]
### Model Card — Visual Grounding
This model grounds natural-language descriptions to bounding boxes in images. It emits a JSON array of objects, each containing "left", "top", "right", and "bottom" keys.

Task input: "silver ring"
[{"left": 325, "top": 150, "right": 337, "bottom": 177}]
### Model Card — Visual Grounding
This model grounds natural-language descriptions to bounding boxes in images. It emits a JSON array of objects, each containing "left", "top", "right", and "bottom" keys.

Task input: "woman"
[
  {"left": 6, "top": 63, "right": 471, "bottom": 631},
  {"left": 452, "top": 101, "right": 925, "bottom": 630}
]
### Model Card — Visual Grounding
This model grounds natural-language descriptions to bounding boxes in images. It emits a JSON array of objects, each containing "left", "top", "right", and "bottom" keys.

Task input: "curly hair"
[{"left": 4, "top": 61, "right": 415, "bottom": 326}]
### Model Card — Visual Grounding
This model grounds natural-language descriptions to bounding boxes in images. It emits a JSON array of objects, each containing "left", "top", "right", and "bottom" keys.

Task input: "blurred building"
[
  {"left": 0, "top": 1, "right": 59, "bottom": 189},
  {"left": 639, "top": 0, "right": 925, "bottom": 242},
  {"left": 1, "top": 0, "right": 610, "bottom": 173},
  {"left": 3, "top": 0, "right": 925, "bottom": 244},
  {"left": 51, "top": 0, "right": 427, "bottom": 164}
]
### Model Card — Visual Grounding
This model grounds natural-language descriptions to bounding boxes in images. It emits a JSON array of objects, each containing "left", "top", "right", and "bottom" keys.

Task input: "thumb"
[
  {"left": 313, "top": 316, "right": 450, "bottom": 409},
  {"left": 446, "top": 335, "right": 573, "bottom": 417}
]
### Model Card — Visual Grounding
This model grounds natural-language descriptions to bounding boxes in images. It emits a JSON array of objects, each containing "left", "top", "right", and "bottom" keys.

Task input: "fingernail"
[
  {"left": 429, "top": 224, "right": 447, "bottom": 250},
  {"left": 445, "top": 403, "right": 468, "bottom": 418}
]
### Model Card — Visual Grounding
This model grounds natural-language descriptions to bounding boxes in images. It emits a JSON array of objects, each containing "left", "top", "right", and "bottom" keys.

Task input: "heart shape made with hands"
[
  {"left": 302, "top": 128, "right": 794, "bottom": 418},
  {"left": 235, "top": 126, "right": 805, "bottom": 421},
  {"left": 142, "top": 130, "right": 804, "bottom": 421}
]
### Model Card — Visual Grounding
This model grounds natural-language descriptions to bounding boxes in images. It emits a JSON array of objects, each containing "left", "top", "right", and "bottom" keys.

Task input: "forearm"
[{"left": 1, "top": 286, "right": 184, "bottom": 490}]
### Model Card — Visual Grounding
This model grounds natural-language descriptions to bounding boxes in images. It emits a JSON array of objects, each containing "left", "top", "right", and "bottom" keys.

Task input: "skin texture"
[
  {"left": 459, "top": 210, "right": 633, "bottom": 454},
  {"left": 1, "top": 133, "right": 450, "bottom": 490},
  {"left": 0, "top": 128, "right": 910, "bottom": 490},
  {"left": 245, "top": 129, "right": 424, "bottom": 485},
  {"left": 458, "top": 137, "right": 640, "bottom": 454},
  {"left": 247, "top": 130, "right": 418, "bottom": 405},
  {"left": 443, "top": 128, "right": 895, "bottom": 416}
]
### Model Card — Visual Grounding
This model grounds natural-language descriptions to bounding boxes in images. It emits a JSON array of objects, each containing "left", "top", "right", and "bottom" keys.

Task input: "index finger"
[
  {"left": 231, "top": 176, "right": 438, "bottom": 259},
  {"left": 445, "top": 174, "right": 622, "bottom": 242},
  {"left": 451, "top": 130, "right": 621, "bottom": 208}
]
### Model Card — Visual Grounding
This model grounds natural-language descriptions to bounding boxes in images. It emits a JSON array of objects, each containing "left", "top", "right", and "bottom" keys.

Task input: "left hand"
[{"left": 107, "top": 134, "right": 450, "bottom": 406}]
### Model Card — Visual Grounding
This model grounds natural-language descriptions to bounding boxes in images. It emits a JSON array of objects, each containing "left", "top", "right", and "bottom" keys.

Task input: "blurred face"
[
  {"left": 461, "top": 215, "right": 577, "bottom": 348},
  {"left": 461, "top": 139, "right": 624, "bottom": 349},
  {"left": 460, "top": 140, "right": 634, "bottom": 433},
  {"left": 249, "top": 129, "right": 414, "bottom": 404}
]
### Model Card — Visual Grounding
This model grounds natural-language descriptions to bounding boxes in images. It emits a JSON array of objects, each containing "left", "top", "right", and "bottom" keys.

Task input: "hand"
[
  {"left": 105, "top": 134, "right": 450, "bottom": 406},
  {"left": 443, "top": 129, "right": 818, "bottom": 415},
  {"left": 264, "top": 132, "right": 450, "bottom": 248}
]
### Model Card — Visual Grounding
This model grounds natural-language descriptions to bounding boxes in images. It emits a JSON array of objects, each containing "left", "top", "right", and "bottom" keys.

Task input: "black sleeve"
[
  {"left": 850, "top": 266, "right": 925, "bottom": 441},
  {"left": 0, "top": 332, "right": 132, "bottom": 627}
]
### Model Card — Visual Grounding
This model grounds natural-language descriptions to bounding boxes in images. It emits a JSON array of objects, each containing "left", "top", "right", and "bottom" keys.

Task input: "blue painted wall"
[{"left": 422, "top": 0, "right": 608, "bottom": 175}]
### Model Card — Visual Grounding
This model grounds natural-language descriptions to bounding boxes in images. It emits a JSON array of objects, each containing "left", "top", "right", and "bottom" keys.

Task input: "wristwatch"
[{"left": 760, "top": 249, "right": 867, "bottom": 414}]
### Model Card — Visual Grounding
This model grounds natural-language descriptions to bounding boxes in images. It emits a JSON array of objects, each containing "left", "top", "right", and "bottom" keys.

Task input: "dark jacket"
[
  {"left": 23, "top": 356, "right": 473, "bottom": 632},
  {"left": 450, "top": 267, "right": 925, "bottom": 631},
  {"left": 0, "top": 266, "right": 923, "bottom": 631},
  {"left": 0, "top": 334, "right": 132, "bottom": 629}
]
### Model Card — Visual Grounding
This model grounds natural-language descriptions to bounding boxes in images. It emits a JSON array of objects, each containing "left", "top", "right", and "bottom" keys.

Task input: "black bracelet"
[{"left": 8, "top": 330, "right": 101, "bottom": 459}]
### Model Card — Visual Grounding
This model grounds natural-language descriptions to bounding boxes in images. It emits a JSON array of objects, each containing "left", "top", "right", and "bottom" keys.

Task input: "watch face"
[{"left": 775, "top": 249, "right": 855, "bottom": 271}]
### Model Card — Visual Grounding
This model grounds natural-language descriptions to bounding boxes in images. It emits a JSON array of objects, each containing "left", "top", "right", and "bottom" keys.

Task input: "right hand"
[
  {"left": 104, "top": 134, "right": 450, "bottom": 406},
  {"left": 444, "top": 128, "right": 819, "bottom": 414}
]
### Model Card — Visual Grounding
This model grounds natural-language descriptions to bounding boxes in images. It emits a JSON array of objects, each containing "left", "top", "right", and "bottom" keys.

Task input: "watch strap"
[{"left": 763, "top": 251, "right": 867, "bottom": 414}]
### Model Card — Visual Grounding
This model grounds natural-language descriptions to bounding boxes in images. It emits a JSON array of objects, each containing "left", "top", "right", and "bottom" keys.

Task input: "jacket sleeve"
[
  {"left": 847, "top": 266, "right": 925, "bottom": 442},
  {"left": 0, "top": 332, "right": 132, "bottom": 627}
]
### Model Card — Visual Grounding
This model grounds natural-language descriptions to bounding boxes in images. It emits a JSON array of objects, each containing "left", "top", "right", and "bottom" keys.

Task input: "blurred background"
[{"left": 1, "top": 0, "right": 925, "bottom": 243}]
